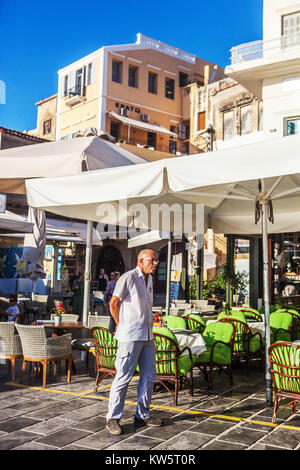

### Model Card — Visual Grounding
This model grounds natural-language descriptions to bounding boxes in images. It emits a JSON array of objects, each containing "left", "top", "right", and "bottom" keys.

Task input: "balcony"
[
  {"left": 64, "top": 85, "right": 86, "bottom": 107},
  {"left": 225, "top": 33, "right": 300, "bottom": 98},
  {"left": 230, "top": 33, "right": 300, "bottom": 65}
]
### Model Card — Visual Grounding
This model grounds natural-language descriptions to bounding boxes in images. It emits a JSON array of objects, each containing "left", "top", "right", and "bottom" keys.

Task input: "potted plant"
[{"left": 53, "top": 303, "right": 64, "bottom": 326}]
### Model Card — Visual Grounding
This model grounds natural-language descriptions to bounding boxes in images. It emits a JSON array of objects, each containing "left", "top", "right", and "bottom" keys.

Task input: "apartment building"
[
  {"left": 225, "top": 0, "right": 300, "bottom": 140},
  {"left": 221, "top": 0, "right": 300, "bottom": 306},
  {"left": 189, "top": 77, "right": 263, "bottom": 152},
  {"left": 55, "top": 33, "right": 224, "bottom": 154}
]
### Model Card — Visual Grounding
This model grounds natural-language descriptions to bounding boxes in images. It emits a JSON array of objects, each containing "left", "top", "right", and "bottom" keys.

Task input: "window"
[
  {"left": 147, "top": 132, "right": 156, "bottom": 148},
  {"left": 63, "top": 75, "right": 68, "bottom": 96},
  {"left": 198, "top": 112, "right": 206, "bottom": 131},
  {"left": 112, "top": 61, "right": 122, "bottom": 83},
  {"left": 86, "top": 62, "right": 93, "bottom": 85},
  {"left": 285, "top": 116, "right": 300, "bottom": 136},
  {"left": 128, "top": 65, "right": 138, "bottom": 88},
  {"left": 282, "top": 11, "right": 300, "bottom": 48},
  {"left": 148, "top": 72, "right": 157, "bottom": 94},
  {"left": 43, "top": 119, "right": 52, "bottom": 135},
  {"left": 169, "top": 140, "right": 177, "bottom": 155},
  {"left": 179, "top": 72, "right": 189, "bottom": 87},
  {"left": 240, "top": 105, "right": 252, "bottom": 135},
  {"left": 165, "top": 77, "right": 175, "bottom": 99},
  {"left": 223, "top": 111, "right": 234, "bottom": 140},
  {"left": 75, "top": 68, "right": 84, "bottom": 94},
  {"left": 110, "top": 121, "right": 121, "bottom": 140}
]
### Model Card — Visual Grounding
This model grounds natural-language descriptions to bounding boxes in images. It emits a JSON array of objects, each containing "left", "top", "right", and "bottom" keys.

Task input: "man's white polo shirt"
[{"left": 113, "top": 266, "right": 153, "bottom": 342}]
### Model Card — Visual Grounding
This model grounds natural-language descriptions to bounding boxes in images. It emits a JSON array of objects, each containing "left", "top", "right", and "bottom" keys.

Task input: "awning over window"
[{"left": 108, "top": 111, "right": 177, "bottom": 138}]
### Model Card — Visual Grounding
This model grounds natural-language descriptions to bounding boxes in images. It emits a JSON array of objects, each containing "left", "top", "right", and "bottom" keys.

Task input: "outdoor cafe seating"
[
  {"left": 193, "top": 320, "right": 235, "bottom": 390},
  {"left": 0, "top": 321, "right": 23, "bottom": 382},
  {"left": 269, "top": 341, "right": 300, "bottom": 423},
  {"left": 16, "top": 324, "right": 73, "bottom": 387},
  {"left": 152, "top": 326, "right": 194, "bottom": 405}
]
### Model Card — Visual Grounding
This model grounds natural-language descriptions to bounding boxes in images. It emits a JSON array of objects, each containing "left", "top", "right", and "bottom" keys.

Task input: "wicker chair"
[
  {"left": 90, "top": 326, "right": 118, "bottom": 392},
  {"left": 182, "top": 314, "right": 206, "bottom": 334},
  {"left": 239, "top": 308, "right": 263, "bottom": 322},
  {"left": 0, "top": 322, "right": 23, "bottom": 382},
  {"left": 219, "top": 318, "right": 264, "bottom": 375},
  {"left": 16, "top": 324, "right": 73, "bottom": 387},
  {"left": 153, "top": 327, "right": 194, "bottom": 405},
  {"left": 269, "top": 341, "right": 300, "bottom": 423},
  {"left": 194, "top": 321, "right": 235, "bottom": 390}
]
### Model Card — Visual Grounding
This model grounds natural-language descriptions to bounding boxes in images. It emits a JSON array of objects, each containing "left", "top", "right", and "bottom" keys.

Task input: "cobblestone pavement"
[{"left": 0, "top": 354, "right": 300, "bottom": 451}]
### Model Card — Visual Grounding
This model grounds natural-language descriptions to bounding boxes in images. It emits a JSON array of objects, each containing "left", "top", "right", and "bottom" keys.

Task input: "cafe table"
[{"left": 170, "top": 328, "right": 207, "bottom": 357}]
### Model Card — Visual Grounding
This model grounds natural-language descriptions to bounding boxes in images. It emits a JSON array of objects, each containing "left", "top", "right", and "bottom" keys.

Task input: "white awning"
[
  {"left": 108, "top": 111, "right": 177, "bottom": 138},
  {"left": 0, "top": 217, "right": 103, "bottom": 245}
]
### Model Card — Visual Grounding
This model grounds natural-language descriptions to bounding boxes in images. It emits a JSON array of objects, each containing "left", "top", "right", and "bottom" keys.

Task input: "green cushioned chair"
[
  {"left": 275, "top": 310, "right": 300, "bottom": 340},
  {"left": 194, "top": 321, "right": 235, "bottom": 390},
  {"left": 239, "top": 307, "right": 263, "bottom": 322},
  {"left": 152, "top": 326, "right": 194, "bottom": 405},
  {"left": 90, "top": 326, "right": 118, "bottom": 393},
  {"left": 259, "top": 304, "right": 277, "bottom": 315},
  {"left": 269, "top": 311, "right": 294, "bottom": 343},
  {"left": 162, "top": 315, "right": 187, "bottom": 330},
  {"left": 217, "top": 310, "right": 247, "bottom": 323},
  {"left": 219, "top": 317, "right": 264, "bottom": 375},
  {"left": 269, "top": 341, "right": 300, "bottom": 423},
  {"left": 182, "top": 314, "right": 206, "bottom": 334}
]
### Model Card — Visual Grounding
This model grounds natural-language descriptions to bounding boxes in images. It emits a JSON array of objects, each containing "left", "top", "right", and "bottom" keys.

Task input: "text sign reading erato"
[{"left": 115, "top": 103, "right": 141, "bottom": 113}]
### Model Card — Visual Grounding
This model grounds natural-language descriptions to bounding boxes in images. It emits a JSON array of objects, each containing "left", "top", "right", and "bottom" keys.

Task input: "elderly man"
[{"left": 106, "top": 249, "right": 161, "bottom": 435}]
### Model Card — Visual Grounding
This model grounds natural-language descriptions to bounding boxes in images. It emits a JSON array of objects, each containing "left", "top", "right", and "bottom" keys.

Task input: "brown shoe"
[
  {"left": 134, "top": 416, "right": 163, "bottom": 427},
  {"left": 106, "top": 419, "right": 122, "bottom": 435}
]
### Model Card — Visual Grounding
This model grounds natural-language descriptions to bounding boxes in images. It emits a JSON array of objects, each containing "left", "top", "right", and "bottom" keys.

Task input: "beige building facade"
[
  {"left": 189, "top": 77, "right": 263, "bottom": 152},
  {"left": 56, "top": 33, "right": 224, "bottom": 154}
]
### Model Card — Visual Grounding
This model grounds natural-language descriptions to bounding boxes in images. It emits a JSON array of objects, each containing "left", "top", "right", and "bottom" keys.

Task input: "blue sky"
[{"left": 0, "top": 0, "right": 263, "bottom": 132}]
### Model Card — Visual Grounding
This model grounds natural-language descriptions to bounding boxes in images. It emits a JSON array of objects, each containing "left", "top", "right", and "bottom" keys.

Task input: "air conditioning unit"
[
  {"left": 120, "top": 108, "right": 129, "bottom": 117},
  {"left": 141, "top": 113, "right": 150, "bottom": 122}
]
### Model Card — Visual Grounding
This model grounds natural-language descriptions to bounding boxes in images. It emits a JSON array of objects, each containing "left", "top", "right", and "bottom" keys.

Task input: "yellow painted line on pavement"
[{"left": 5, "top": 380, "right": 300, "bottom": 432}]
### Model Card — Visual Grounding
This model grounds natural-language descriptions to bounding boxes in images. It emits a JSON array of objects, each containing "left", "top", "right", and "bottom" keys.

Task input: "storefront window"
[{"left": 272, "top": 233, "right": 300, "bottom": 305}]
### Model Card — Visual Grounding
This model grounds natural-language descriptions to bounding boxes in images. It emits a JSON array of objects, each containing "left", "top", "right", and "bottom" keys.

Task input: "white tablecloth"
[{"left": 171, "top": 328, "right": 207, "bottom": 357}]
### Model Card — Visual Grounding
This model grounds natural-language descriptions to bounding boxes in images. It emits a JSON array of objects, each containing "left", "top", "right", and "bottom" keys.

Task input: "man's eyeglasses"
[{"left": 142, "top": 257, "right": 159, "bottom": 264}]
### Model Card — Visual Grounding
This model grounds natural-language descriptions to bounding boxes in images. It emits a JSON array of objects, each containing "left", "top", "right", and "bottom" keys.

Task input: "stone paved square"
[{"left": 0, "top": 353, "right": 300, "bottom": 451}]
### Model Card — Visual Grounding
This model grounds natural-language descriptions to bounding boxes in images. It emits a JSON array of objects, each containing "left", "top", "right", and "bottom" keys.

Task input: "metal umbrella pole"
[
  {"left": 165, "top": 232, "right": 173, "bottom": 315},
  {"left": 82, "top": 220, "right": 93, "bottom": 326},
  {"left": 260, "top": 179, "right": 273, "bottom": 406}
]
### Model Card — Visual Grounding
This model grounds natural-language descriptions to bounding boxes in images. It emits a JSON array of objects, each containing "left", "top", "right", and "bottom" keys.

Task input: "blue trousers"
[{"left": 106, "top": 339, "right": 157, "bottom": 421}]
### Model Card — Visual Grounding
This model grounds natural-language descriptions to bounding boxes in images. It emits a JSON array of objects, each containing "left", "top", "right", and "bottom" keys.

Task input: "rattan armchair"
[
  {"left": 16, "top": 324, "right": 73, "bottom": 387},
  {"left": 153, "top": 327, "right": 194, "bottom": 405},
  {"left": 0, "top": 322, "right": 23, "bottom": 381},
  {"left": 90, "top": 326, "right": 118, "bottom": 392},
  {"left": 269, "top": 341, "right": 300, "bottom": 423},
  {"left": 50, "top": 313, "right": 79, "bottom": 322}
]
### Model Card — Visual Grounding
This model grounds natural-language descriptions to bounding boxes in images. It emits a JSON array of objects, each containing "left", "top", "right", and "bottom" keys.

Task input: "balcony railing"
[
  {"left": 64, "top": 85, "right": 85, "bottom": 97},
  {"left": 230, "top": 33, "right": 300, "bottom": 65}
]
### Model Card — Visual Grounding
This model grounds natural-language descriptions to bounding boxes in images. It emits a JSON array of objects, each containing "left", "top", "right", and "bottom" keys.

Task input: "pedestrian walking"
[
  {"left": 98, "top": 268, "right": 109, "bottom": 298},
  {"left": 106, "top": 249, "right": 161, "bottom": 435},
  {"left": 106, "top": 271, "right": 120, "bottom": 333},
  {"left": 72, "top": 272, "right": 84, "bottom": 320}
]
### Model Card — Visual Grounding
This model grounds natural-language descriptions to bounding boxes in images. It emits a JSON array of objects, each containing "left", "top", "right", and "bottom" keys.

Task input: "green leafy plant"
[{"left": 189, "top": 263, "right": 249, "bottom": 300}]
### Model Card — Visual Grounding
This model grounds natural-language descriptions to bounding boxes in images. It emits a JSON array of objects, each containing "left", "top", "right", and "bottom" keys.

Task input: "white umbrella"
[
  {"left": 25, "top": 133, "right": 300, "bottom": 405},
  {"left": 22, "top": 208, "right": 46, "bottom": 295},
  {"left": 0, "top": 136, "right": 147, "bottom": 194},
  {"left": 0, "top": 210, "right": 33, "bottom": 232}
]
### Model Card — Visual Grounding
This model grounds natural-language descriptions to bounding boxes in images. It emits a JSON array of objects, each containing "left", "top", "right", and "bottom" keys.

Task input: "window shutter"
[
  {"left": 69, "top": 70, "right": 76, "bottom": 92},
  {"left": 90, "top": 62, "right": 96, "bottom": 84}
]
